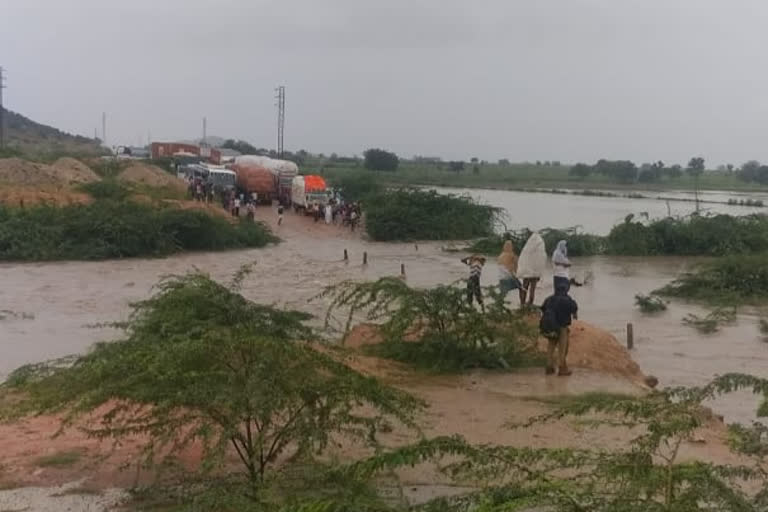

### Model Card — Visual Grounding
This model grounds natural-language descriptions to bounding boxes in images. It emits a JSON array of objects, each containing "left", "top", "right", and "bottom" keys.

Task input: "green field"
[{"left": 306, "top": 160, "right": 768, "bottom": 193}]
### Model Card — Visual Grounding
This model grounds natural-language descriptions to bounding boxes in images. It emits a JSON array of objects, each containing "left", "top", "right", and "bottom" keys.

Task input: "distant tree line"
[{"left": 569, "top": 157, "right": 706, "bottom": 184}]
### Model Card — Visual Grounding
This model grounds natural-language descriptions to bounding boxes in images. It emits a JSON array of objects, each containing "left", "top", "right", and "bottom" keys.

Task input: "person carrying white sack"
[{"left": 517, "top": 232, "right": 548, "bottom": 306}]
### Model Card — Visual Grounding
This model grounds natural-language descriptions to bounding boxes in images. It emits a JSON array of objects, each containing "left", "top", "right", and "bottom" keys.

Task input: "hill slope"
[{"left": 2, "top": 108, "right": 106, "bottom": 157}]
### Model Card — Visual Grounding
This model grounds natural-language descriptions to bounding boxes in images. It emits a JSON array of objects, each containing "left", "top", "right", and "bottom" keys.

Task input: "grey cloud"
[{"left": 3, "top": 0, "right": 768, "bottom": 164}]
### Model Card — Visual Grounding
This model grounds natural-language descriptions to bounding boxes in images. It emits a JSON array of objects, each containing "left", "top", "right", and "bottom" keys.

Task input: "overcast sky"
[{"left": 2, "top": 0, "right": 768, "bottom": 164}]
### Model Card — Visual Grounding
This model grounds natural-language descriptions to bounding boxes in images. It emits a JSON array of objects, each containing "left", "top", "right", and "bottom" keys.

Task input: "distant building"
[
  {"left": 218, "top": 147, "right": 242, "bottom": 164},
  {"left": 151, "top": 142, "right": 221, "bottom": 164}
]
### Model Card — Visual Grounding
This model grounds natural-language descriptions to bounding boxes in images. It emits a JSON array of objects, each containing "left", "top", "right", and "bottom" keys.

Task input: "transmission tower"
[
  {"left": 0, "top": 67, "right": 6, "bottom": 150},
  {"left": 275, "top": 86, "right": 285, "bottom": 157}
]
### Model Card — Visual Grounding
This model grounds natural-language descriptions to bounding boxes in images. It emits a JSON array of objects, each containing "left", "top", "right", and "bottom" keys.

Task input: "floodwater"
[
  {"left": 434, "top": 186, "right": 766, "bottom": 234},
  {"left": 0, "top": 191, "right": 766, "bottom": 424}
]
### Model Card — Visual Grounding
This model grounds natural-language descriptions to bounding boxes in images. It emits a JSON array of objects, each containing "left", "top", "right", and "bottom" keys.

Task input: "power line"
[
  {"left": 0, "top": 67, "right": 7, "bottom": 150},
  {"left": 275, "top": 85, "right": 285, "bottom": 158}
]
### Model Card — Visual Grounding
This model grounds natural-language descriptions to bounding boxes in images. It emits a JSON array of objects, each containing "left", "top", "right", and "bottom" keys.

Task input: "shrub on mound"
[
  {"left": 0, "top": 200, "right": 277, "bottom": 261},
  {"left": 364, "top": 188, "right": 500, "bottom": 241}
]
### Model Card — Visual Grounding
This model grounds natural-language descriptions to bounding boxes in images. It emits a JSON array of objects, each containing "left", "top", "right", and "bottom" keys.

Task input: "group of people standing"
[
  {"left": 310, "top": 201, "right": 362, "bottom": 231},
  {"left": 461, "top": 232, "right": 579, "bottom": 377}
]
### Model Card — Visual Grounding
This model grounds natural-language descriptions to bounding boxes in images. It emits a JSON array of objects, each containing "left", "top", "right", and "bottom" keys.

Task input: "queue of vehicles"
[{"left": 177, "top": 154, "right": 332, "bottom": 212}]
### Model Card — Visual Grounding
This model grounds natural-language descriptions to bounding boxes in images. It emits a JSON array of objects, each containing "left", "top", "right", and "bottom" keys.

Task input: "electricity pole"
[
  {"left": 275, "top": 86, "right": 285, "bottom": 158},
  {"left": 102, "top": 112, "right": 107, "bottom": 147},
  {"left": 0, "top": 67, "right": 6, "bottom": 150}
]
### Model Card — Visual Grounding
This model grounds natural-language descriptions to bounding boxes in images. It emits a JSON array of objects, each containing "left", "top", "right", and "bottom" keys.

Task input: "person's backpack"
[{"left": 539, "top": 303, "right": 559, "bottom": 340}]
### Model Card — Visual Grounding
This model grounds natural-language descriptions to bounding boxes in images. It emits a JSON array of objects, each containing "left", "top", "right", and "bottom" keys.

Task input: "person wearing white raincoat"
[{"left": 516, "top": 232, "right": 548, "bottom": 306}]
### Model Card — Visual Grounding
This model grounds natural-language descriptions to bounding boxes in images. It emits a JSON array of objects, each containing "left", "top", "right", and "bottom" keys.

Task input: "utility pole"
[
  {"left": 102, "top": 112, "right": 107, "bottom": 147},
  {"left": 0, "top": 67, "right": 6, "bottom": 150},
  {"left": 275, "top": 85, "right": 285, "bottom": 158},
  {"left": 202, "top": 117, "right": 207, "bottom": 145}
]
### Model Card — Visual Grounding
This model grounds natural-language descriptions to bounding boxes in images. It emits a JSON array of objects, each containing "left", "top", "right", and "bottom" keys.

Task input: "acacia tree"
[
  {"left": 2, "top": 270, "right": 422, "bottom": 501},
  {"left": 346, "top": 374, "right": 768, "bottom": 511},
  {"left": 318, "top": 277, "right": 537, "bottom": 371}
]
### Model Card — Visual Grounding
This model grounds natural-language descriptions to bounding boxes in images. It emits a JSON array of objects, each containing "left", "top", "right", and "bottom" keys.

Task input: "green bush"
[
  {"left": 77, "top": 180, "right": 131, "bottom": 200},
  {"left": 0, "top": 201, "right": 277, "bottom": 261},
  {"left": 319, "top": 277, "right": 539, "bottom": 372},
  {"left": 656, "top": 254, "right": 768, "bottom": 305},
  {"left": 634, "top": 294, "right": 667, "bottom": 313},
  {"left": 364, "top": 189, "right": 500, "bottom": 241},
  {"left": 466, "top": 227, "right": 604, "bottom": 257},
  {"left": 330, "top": 173, "right": 383, "bottom": 202},
  {"left": 606, "top": 214, "right": 768, "bottom": 256}
]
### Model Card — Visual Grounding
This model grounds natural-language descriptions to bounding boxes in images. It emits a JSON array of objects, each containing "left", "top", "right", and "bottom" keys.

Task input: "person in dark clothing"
[
  {"left": 540, "top": 282, "right": 578, "bottom": 376},
  {"left": 461, "top": 255, "right": 486, "bottom": 311}
]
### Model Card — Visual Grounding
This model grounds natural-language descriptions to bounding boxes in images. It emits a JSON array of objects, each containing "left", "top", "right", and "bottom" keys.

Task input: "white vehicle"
[{"left": 291, "top": 175, "right": 329, "bottom": 212}]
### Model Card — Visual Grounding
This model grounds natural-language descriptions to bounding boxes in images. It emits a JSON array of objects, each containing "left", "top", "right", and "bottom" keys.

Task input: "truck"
[
  {"left": 291, "top": 175, "right": 329, "bottom": 213},
  {"left": 235, "top": 155, "right": 298, "bottom": 203},
  {"left": 231, "top": 163, "right": 275, "bottom": 203}
]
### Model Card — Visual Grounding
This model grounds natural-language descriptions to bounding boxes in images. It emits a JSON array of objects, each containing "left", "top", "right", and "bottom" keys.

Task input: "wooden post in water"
[
  {"left": 414, "top": 244, "right": 418, "bottom": 251},
  {"left": 343, "top": 249, "right": 348, "bottom": 262},
  {"left": 363, "top": 251, "right": 368, "bottom": 265},
  {"left": 400, "top": 263, "right": 406, "bottom": 276},
  {"left": 626, "top": 323, "right": 634, "bottom": 350}
]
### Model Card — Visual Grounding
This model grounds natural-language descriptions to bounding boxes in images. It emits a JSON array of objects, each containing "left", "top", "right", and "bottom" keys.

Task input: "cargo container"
[
  {"left": 151, "top": 142, "right": 222, "bottom": 164},
  {"left": 232, "top": 163, "right": 275, "bottom": 203}
]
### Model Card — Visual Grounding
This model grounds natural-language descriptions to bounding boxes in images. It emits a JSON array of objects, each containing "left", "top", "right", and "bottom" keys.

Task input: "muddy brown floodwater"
[{"left": 0, "top": 204, "right": 766, "bottom": 424}]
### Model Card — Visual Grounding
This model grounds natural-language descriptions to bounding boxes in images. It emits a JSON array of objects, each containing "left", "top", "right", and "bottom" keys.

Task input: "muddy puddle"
[{"left": 0, "top": 207, "right": 766, "bottom": 424}]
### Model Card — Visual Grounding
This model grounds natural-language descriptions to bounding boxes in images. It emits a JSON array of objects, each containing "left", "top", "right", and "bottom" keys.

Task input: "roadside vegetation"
[
  {"left": 319, "top": 277, "right": 539, "bottom": 371},
  {"left": 0, "top": 197, "right": 276, "bottom": 261},
  {"left": 363, "top": 188, "right": 500, "bottom": 241},
  {"left": 465, "top": 214, "right": 768, "bottom": 259}
]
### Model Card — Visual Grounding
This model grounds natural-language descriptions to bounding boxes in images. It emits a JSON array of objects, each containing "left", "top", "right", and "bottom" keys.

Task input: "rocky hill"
[{"left": 1, "top": 108, "right": 106, "bottom": 157}]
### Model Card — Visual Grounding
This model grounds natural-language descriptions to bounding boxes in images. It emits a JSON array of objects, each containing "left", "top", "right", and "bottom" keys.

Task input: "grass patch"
[
  {"left": 364, "top": 188, "right": 500, "bottom": 241},
  {"left": 35, "top": 449, "right": 84, "bottom": 468},
  {"left": 634, "top": 294, "right": 668, "bottom": 313},
  {"left": 0, "top": 200, "right": 277, "bottom": 261},
  {"left": 656, "top": 254, "right": 768, "bottom": 306},
  {"left": 682, "top": 307, "right": 736, "bottom": 334}
]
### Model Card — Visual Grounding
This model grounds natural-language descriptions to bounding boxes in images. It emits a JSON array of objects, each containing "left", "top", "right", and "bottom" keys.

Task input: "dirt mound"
[
  {"left": 344, "top": 320, "right": 647, "bottom": 385},
  {"left": 0, "top": 158, "right": 60, "bottom": 187},
  {"left": 49, "top": 158, "right": 100, "bottom": 184},
  {"left": 0, "top": 186, "right": 91, "bottom": 207},
  {"left": 537, "top": 320, "right": 646, "bottom": 384},
  {"left": 117, "top": 164, "right": 186, "bottom": 192}
]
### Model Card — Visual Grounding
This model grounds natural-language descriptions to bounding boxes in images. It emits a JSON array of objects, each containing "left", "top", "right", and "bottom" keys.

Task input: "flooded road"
[{"left": 1, "top": 195, "right": 766, "bottom": 424}]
